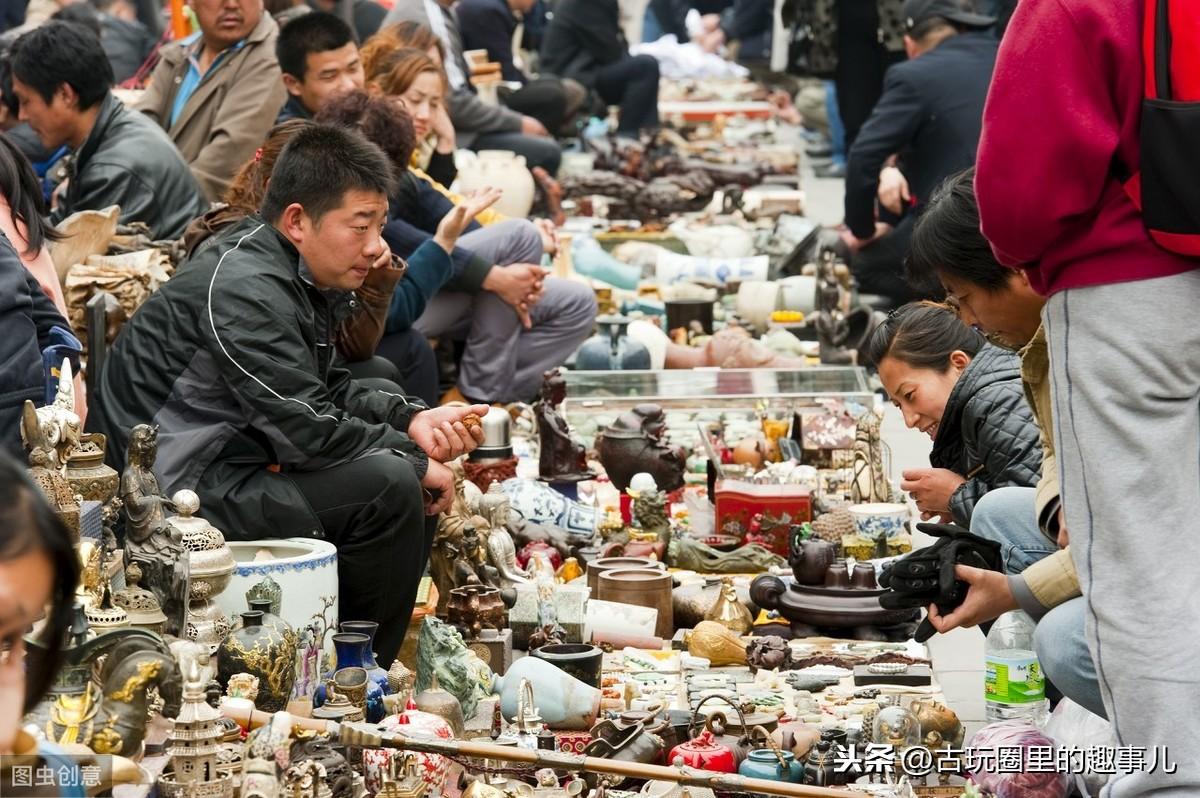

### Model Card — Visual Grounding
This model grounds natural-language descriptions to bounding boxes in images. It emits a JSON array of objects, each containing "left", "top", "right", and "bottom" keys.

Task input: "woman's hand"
[
  {"left": 901, "top": 467, "right": 966, "bottom": 518},
  {"left": 926, "top": 565, "right": 1018, "bottom": 633},
  {"left": 432, "top": 104, "right": 457, "bottom": 153},
  {"left": 433, "top": 188, "right": 503, "bottom": 253},
  {"left": 409, "top": 404, "right": 490, "bottom": 462}
]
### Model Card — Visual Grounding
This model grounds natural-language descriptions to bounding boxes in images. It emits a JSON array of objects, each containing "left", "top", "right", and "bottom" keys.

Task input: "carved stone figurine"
[
  {"left": 631, "top": 487, "right": 670, "bottom": 544},
  {"left": 122, "top": 425, "right": 189, "bottom": 631},
  {"left": 415, "top": 617, "right": 491, "bottom": 720},
  {"left": 813, "top": 253, "right": 853, "bottom": 366},
  {"left": 534, "top": 369, "right": 595, "bottom": 482},
  {"left": 289, "top": 736, "right": 354, "bottom": 798},
  {"left": 851, "top": 410, "right": 894, "bottom": 504},
  {"left": 19, "top": 359, "right": 82, "bottom": 471},
  {"left": 595, "top": 405, "right": 686, "bottom": 493},
  {"left": 666, "top": 536, "right": 785, "bottom": 573}
]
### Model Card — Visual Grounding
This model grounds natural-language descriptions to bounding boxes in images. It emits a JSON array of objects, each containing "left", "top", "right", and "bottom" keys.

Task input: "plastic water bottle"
[{"left": 984, "top": 610, "right": 1049, "bottom": 725}]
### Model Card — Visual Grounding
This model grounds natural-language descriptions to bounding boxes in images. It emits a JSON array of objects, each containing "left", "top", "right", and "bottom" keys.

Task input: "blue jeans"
[
  {"left": 824, "top": 81, "right": 846, "bottom": 169},
  {"left": 970, "top": 487, "right": 1106, "bottom": 719}
]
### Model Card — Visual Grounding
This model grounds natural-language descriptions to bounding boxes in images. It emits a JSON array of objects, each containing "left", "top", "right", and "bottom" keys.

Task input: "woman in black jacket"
[{"left": 864, "top": 301, "right": 1042, "bottom": 526}]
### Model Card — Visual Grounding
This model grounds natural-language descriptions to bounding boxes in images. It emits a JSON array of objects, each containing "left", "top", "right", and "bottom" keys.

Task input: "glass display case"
[{"left": 561, "top": 367, "right": 874, "bottom": 421}]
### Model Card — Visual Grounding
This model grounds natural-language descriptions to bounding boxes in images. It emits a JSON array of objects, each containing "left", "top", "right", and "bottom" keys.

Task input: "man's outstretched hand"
[{"left": 409, "top": 405, "right": 489, "bottom": 462}]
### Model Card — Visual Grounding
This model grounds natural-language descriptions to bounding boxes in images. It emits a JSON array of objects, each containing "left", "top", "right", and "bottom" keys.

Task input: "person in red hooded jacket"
[{"left": 975, "top": 0, "right": 1200, "bottom": 791}]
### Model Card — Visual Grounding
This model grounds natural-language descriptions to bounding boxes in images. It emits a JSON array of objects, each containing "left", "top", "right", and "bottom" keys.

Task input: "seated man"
[
  {"left": 276, "top": 12, "right": 365, "bottom": 123},
  {"left": 539, "top": 0, "right": 660, "bottom": 137},
  {"left": 8, "top": 22, "right": 207, "bottom": 239},
  {"left": 455, "top": 0, "right": 587, "bottom": 136},
  {"left": 137, "top": 0, "right": 287, "bottom": 201},
  {"left": 90, "top": 124, "right": 488, "bottom": 666},
  {"left": 907, "top": 168, "right": 1103, "bottom": 719},
  {"left": 842, "top": 0, "right": 997, "bottom": 304},
  {"left": 383, "top": 0, "right": 562, "bottom": 174}
]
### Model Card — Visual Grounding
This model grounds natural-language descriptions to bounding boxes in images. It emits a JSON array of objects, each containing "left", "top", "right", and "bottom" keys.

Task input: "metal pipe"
[{"left": 338, "top": 722, "right": 850, "bottom": 798}]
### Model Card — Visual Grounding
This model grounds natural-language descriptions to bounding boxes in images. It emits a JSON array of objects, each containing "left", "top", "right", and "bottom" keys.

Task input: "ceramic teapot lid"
[{"left": 677, "top": 730, "right": 726, "bottom": 753}]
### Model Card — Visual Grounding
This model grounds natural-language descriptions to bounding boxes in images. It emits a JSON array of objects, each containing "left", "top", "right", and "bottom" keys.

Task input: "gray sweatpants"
[
  {"left": 415, "top": 219, "right": 597, "bottom": 403},
  {"left": 1045, "top": 269, "right": 1200, "bottom": 796}
]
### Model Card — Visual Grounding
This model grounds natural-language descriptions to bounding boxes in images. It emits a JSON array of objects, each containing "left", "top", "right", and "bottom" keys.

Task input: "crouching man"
[{"left": 91, "top": 124, "right": 487, "bottom": 666}]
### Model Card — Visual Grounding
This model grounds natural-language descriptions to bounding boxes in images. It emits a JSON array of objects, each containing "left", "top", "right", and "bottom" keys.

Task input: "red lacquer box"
[{"left": 714, "top": 480, "right": 812, "bottom": 557}]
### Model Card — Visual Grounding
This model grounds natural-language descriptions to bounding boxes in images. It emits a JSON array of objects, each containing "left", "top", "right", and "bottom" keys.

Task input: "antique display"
[
  {"left": 535, "top": 369, "right": 596, "bottom": 482},
  {"left": 595, "top": 405, "right": 686, "bottom": 493},
  {"left": 314, "top": 632, "right": 386, "bottom": 722},
  {"left": 597, "top": 568, "right": 674, "bottom": 639},
  {"left": 703, "top": 576, "right": 754, "bottom": 635},
  {"left": 290, "top": 737, "right": 354, "bottom": 798},
  {"left": 340, "top": 620, "right": 392, "bottom": 695},
  {"left": 749, "top": 567, "right": 919, "bottom": 640},
  {"left": 500, "top": 478, "right": 600, "bottom": 537},
  {"left": 576, "top": 315, "right": 653, "bottom": 370},
  {"left": 586, "top": 556, "right": 663, "bottom": 594},
  {"left": 713, "top": 481, "right": 812, "bottom": 556},
  {"left": 158, "top": 651, "right": 234, "bottom": 798},
  {"left": 217, "top": 610, "right": 297, "bottom": 713},
  {"left": 666, "top": 537, "right": 784, "bottom": 573},
  {"left": 112, "top": 562, "right": 168, "bottom": 633},
  {"left": 491, "top": 655, "right": 600, "bottom": 731},
  {"left": 446, "top": 584, "right": 509, "bottom": 639},
  {"left": 739, "top": 738, "right": 804, "bottom": 784},
  {"left": 672, "top": 577, "right": 755, "bottom": 629},
  {"left": 530, "top": 643, "right": 604, "bottom": 689},
  {"left": 465, "top": 410, "right": 519, "bottom": 491},
  {"left": 414, "top": 673, "right": 466, "bottom": 737},
  {"left": 745, "top": 636, "right": 792, "bottom": 672},
  {"left": 684, "top": 621, "right": 748, "bottom": 666},
  {"left": 415, "top": 617, "right": 491, "bottom": 721},
  {"left": 65, "top": 432, "right": 119, "bottom": 504},
  {"left": 631, "top": 484, "right": 671, "bottom": 545},
  {"left": 122, "top": 425, "right": 189, "bottom": 633}
]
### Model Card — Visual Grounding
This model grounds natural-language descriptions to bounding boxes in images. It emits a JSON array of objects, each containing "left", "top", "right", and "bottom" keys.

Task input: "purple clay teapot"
[{"left": 788, "top": 534, "right": 837, "bottom": 586}]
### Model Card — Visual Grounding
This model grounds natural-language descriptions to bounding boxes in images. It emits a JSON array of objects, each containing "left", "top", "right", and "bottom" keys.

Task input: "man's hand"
[
  {"left": 926, "top": 564, "right": 1018, "bottom": 633},
  {"left": 839, "top": 222, "right": 891, "bottom": 254},
  {"left": 482, "top": 263, "right": 545, "bottom": 329},
  {"left": 420, "top": 459, "right": 456, "bottom": 516},
  {"left": 409, "top": 404, "right": 489, "bottom": 462},
  {"left": 877, "top": 166, "right": 911, "bottom": 215},
  {"left": 521, "top": 115, "right": 549, "bottom": 137},
  {"left": 1056, "top": 506, "right": 1069, "bottom": 548},
  {"left": 697, "top": 28, "right": 725, "bottom": 53},
  {"left": 433, "top": 188, "right": 503, "bottom": 253},
  {"left": 901, "top": 467, "right": 966, "bottom": 518},
  {"left": 432, "top": 104, "right": 457, "bottom": 152},
  {"left": 534, "top": 218, "right": 559, "bottom": 256}
]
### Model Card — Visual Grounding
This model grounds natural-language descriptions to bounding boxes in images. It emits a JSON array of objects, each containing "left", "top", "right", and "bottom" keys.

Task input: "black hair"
[
  {"left": 907, "top": 168, "right": 1011, "bottom": 292},
  {"left": 260, "top": 123, "right": 394, "bottom": 224},
  {"left": 0, "top": 54, "right": 18, "bottom": 119},
  {"left": 8, "top": 21, "right": 114, "bottom": 111},
  {"left": 0, "top": 451, "right": 80, "bottom": 712},
  {"left": 0, "top": 134, "right": 64, "bottom": 256},
  {"left": 862, "top": 301, "right": 985, "bottom": 371},
  {"left": 51, "top": 2, "right": 104, "bottom": 38},
  {"left": 908, "top": 15, "right": 959, "bottom": 41},
  {"left": 277, "top": 12, "right": 356, "bottom": 80}
]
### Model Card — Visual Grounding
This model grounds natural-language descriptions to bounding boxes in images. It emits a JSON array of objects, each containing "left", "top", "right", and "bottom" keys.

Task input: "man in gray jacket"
[
  {"left": 385, "top": 0, "right": 561, "bottom": 173},
  {"left": 8, "top": 22, "right": 207, "bottom": 239}
]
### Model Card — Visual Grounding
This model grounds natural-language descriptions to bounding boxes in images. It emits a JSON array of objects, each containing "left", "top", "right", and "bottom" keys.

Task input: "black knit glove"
[{"left": 878, "top": 522, "right": 1002, "bottom": 642}]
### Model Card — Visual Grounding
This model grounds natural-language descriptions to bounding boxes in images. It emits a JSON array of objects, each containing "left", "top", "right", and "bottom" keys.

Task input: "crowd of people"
[{"left": 1, "top": 0, "right": 1196, "bottom": 792}]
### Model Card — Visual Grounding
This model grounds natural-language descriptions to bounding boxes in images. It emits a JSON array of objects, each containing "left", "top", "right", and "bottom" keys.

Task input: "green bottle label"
[{"left": 985, "top": 651, "right": 1045, "bottom": 704}]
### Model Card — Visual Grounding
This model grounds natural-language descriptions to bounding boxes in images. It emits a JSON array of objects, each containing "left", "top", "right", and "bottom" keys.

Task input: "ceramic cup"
[{"left": 848, "top": 503, "right": 909, "bottom": 540}]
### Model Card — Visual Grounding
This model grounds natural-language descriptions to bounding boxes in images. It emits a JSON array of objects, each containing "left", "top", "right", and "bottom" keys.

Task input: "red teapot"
[{"left": 666, "top": 729, "right": 736, "bottom": 773}]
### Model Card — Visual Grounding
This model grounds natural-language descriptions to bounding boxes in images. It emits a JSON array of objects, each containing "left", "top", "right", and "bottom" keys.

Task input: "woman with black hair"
[
  {"left": 0, "top": 450, "right": 80, "bottom": 757},
  {"left": 863, "top": 301, "right": 1042, "bottom": 526}
]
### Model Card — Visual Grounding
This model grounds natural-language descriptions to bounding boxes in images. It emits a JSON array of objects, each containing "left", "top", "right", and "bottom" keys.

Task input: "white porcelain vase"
[{"left": 455, "top": 150, "right": 536, "bottom": 217}]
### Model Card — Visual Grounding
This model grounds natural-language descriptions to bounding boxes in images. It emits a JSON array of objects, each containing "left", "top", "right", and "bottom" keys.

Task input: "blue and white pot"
[{"left": 848, "top": 503, "right": 909, "bottom": 540}]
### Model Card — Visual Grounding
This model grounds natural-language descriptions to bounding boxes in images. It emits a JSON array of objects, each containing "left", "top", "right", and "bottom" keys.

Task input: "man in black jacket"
[
  {"left": 539, "top": 0, "right": 660, "bottom": 136},
  {"left": 91, "top": 125, "right": 488, "bottom": 665},
  {"left": 8, "top": 23, "right": 207, "bottom": 240},
  {"left": 842, "top": 0, "right": 996, "bottom": 304}
]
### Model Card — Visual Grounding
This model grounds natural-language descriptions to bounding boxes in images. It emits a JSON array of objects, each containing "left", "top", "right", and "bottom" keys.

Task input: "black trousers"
[
  {"left": 502, "top": 79, "right": 570, "bottom": 136},
  {"left": 849, "top": 213, "right": 928, "bottom": 306},
  {"left": 834, "top": 0, "right": 905, "bottom": 149},
  {"left": 196, "top": 394, "right": 435, "bottom": 666},
  {"left": 593, "top": 54, "right": 661, "bottom": 135}
]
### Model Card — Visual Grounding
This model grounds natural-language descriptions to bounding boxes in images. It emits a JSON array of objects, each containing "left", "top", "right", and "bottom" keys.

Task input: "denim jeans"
[
  {"left": 969, "top": 487, "right": 1107, "bottom": 719},
  {"left": 824, "top": 81, "right": 846, "bottom": 169}
]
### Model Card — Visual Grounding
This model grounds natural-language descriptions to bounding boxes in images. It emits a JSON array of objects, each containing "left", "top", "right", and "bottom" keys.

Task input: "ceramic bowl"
[{"left": 848, "top": 503, "right": 909, "bottom": 540}]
